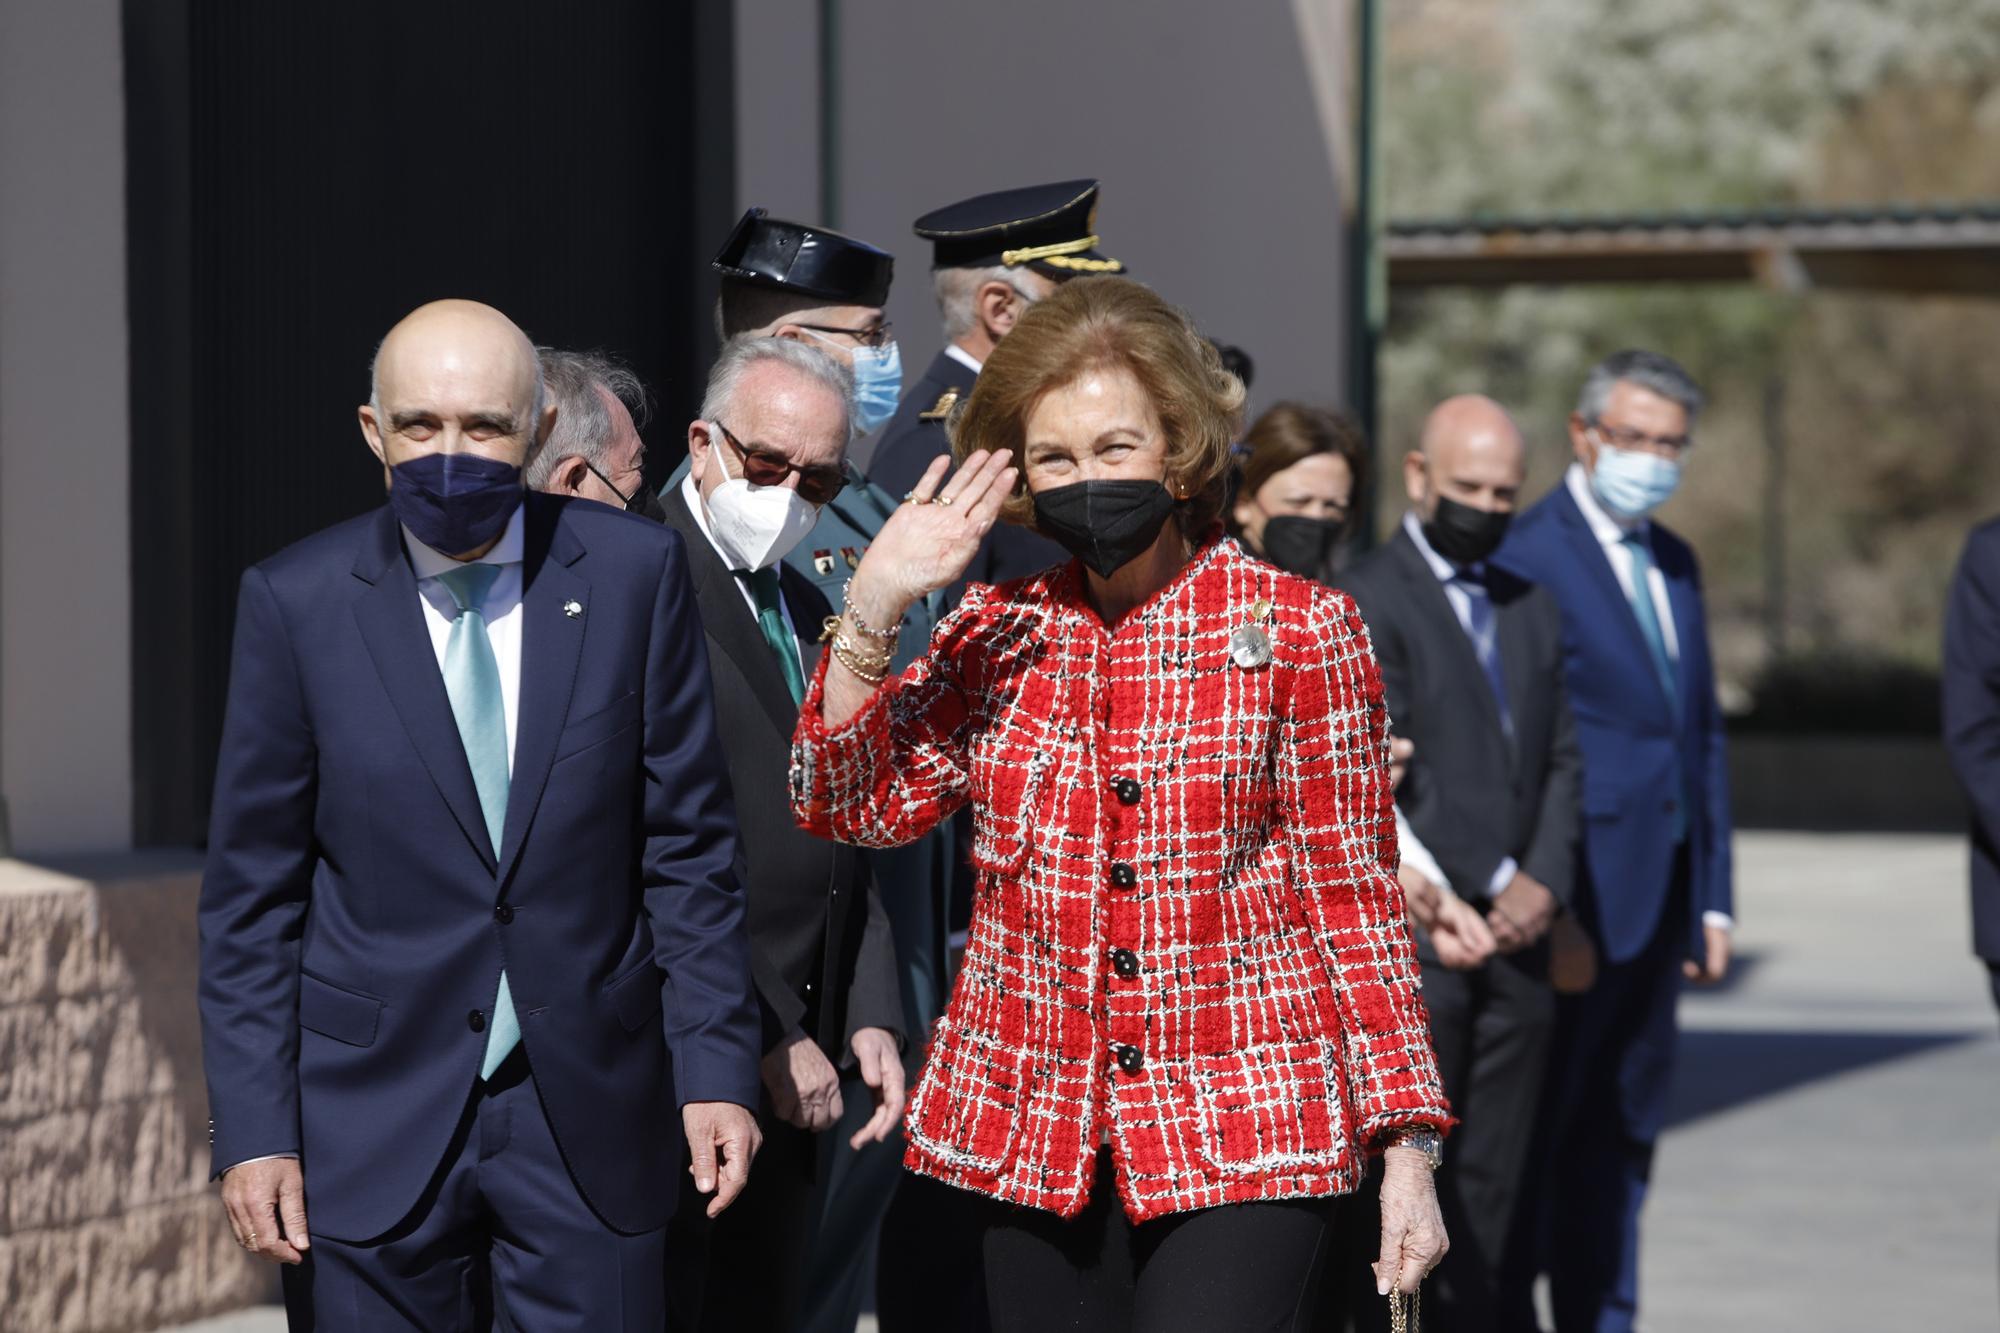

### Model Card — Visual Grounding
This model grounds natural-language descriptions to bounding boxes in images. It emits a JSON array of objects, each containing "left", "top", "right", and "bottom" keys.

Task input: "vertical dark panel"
[{"left": 126, "top": 0, "right": 732, "bottom": 846}]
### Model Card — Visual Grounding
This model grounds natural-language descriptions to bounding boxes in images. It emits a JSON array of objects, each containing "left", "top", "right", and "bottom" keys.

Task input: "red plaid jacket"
[{"left": 791, "top": 537, "right": 1449, "bottom": 1222}]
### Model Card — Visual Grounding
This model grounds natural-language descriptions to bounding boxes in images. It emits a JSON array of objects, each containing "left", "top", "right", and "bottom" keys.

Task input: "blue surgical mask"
[
  {"left": 1589, "top": 441, "right": 1682, "bottom": 520},
  {"left": 846, "top": 339, "right": 903, "bottom": 434}
]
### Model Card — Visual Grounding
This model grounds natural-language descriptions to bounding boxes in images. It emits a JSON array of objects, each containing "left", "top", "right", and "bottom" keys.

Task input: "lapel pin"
[
  {"left": 1229, "top": 596, "right": 1275, "bottom": 670},
  {"left": 563, "top": 599, "right": 583, "bottom": 619}
]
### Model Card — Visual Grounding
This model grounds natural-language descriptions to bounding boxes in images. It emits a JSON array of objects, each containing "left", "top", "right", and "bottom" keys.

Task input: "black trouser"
[
  {"left": 981, "top": 1151, "right": 1337, "bottom": 1333},
  {"left": 665, "top": 1111, "right": 822, "bottom": 1333}
]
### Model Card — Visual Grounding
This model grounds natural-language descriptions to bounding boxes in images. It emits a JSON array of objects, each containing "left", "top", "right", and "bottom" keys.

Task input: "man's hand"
[
  {"left": 847, "top": 1027, "right": 907, "bottom": 1150},
  {"left": 1399, "top": 864, "right": 1444, "bottom": 930},
  {"left": 1548, "top": 912, "right": 1599, "bottom": 994},
  {"left": 1388, "top": 735, "right": 1415, "bottom": 791},
  {"left": 220, "top": 1157, "right": 310, "bottom": 1265},
  {"left": 1489, "top": 870, "right": 1559, "bottom": 953},
  {"left": 1431, "top": 892, "right": 1498, "bottom": 971},
  {"left": 1684, "top": 921, "right": 1733, "bottom": 984},
  {"left": 762, "top": 1030, "right": 844, "bottom": 1132},
  {"left": 683, "top": 1102, "right": 762, "bottom": 1219}
]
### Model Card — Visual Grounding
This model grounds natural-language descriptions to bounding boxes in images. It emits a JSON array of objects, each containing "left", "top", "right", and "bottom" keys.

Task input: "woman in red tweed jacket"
[{"left": 791, "top": 278, "right": 1449, "bottom": 1331}]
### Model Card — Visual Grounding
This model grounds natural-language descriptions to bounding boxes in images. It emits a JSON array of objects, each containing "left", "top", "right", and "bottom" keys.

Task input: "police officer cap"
[
  {"left": 711, "top": 207, "right": 894, "bottom": 308},
  {"left": 912, "top": 179, "right": 1124, "bottom": 277}
]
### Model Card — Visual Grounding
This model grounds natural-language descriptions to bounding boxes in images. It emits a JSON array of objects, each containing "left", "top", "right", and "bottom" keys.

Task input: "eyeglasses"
[
  {"left": 584, "top": 461, "right": 649, "bottom": 513},
  {"left": 795, "top": 321, "right": 895, "bottom": 350},
  {"left": 712, "top": 421, "right": 847, "bottom": 505},
  {"left": 1588, "top": 423, "right": 1692, "bottom": 457}
]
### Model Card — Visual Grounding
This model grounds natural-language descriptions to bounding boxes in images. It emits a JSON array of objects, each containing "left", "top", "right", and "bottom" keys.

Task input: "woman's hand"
[
  {"left": 844, "top": 450, "right": 1017, "bottom": 630},
  {"left": 1376, "top": 1147, "right": 1449, "bottom": 1295}
]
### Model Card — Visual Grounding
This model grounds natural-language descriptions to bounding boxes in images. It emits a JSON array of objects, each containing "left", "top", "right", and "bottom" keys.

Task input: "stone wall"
[{"left": 0, "top": 858, "right": 270, "bottom": 1332}]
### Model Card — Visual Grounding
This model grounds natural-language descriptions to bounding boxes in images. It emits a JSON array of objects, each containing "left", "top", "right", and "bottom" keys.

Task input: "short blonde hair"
[{"left": 950, "top": 277, "right": 1245, "bottom": 536}]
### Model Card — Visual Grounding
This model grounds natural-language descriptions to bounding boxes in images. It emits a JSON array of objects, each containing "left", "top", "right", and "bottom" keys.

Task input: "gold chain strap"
[{"left": 1388, "top": 1287, "right": 1421, "bottom": 1333}]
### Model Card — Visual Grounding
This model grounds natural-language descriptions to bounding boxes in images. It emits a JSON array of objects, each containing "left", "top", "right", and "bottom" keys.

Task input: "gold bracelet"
[{"left": 831, "top": 638, "right": 890, "bottom": 684}]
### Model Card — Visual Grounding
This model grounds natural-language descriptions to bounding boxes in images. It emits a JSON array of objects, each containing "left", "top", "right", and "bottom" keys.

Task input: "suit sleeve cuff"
[
  {"left": 1702, "top": 910, "right": 1736, "bottom": 931},
  {"left": 218, "top": 1152, "right": 299, "bottom": 1178}
]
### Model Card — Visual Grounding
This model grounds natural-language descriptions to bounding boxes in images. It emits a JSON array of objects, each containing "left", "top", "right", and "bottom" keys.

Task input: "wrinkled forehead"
[
  {"left": 1598, "top": 380, "right": 1689, "bottom": 433},
  {"left": 377, "top": 326, "right": 539, "bottom": 421},
  {"left": 727, "top": 365, "right": 848, "bottom": 466}
]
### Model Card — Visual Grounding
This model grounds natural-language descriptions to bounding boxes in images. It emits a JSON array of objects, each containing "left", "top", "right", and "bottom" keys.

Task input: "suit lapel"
[
  {"left": 495, "top": 495, "right": 588, "bottom": 889},
  {"left": 351, "top": 507, "right": 497, "bottom": 869},
  {"left": 662, "top": 487, "right": 800, "bottom": 737},
  {"left": 1386, "top": 530, "right": 1509, "bottom": 743},
  {"left": 1551, "top": 488, "right": 1675, "bottom": 724}
]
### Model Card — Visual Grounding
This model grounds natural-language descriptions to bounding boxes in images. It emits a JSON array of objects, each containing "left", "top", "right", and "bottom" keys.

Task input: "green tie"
[
  {"left": 434, "top": 563, "right": 520, "bottom": 1080},
  {"left": 1620, "top": 533, "right": 1689, "bottom": 842},
  {"left": 741, "top": 567, "right": 805, "bottom": 705}
]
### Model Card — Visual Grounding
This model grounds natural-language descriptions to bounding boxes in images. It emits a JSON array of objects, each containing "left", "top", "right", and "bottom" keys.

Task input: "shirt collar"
[
  {"left": 404, "top": 500, "right": 526, "bottom": 581},
  {"left": 1566, "top": 461, "right": 1646, "bottom": 544},
  {"left": 1402, "top": 509, "right": 1474, "bottom": 582},
  {"left": 944, "top": 344, "right": 984, "bottom": 376}
]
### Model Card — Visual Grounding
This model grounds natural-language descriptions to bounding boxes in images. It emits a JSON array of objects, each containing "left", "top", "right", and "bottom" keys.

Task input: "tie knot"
[
  {"left": 740, "top": 566, "right": 783, "bottom": 610},
  {"left": 435, "top": 563, "right": 502, "bottom": 615}
]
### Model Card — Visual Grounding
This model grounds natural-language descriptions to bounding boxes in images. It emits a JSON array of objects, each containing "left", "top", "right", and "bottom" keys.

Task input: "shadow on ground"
[{"left": 1667, "top": 1027, "right": 1983, "bottom": 1128}]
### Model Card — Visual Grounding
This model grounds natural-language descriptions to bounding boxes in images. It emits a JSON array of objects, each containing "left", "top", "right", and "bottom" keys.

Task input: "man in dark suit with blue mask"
[
  {"left": 1494, "top": 349, "right": 1734, "bottom": 1333},
  {"left": 199, "top": 299, "right": 762, "bottom": 1330}
]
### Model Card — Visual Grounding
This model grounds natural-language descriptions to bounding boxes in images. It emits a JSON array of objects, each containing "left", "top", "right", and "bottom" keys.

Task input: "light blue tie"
[
  {"left": 1620, "top": 533, "right": 1688, "bottom": 841},
  {"left": 435, "top": 563, "right": 520, "bottom": 1080}
]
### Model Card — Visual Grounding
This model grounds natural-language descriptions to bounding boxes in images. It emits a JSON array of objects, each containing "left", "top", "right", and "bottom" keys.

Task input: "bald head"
[
  {"left": 1404, "top": 393, "right": 1526, "bottom": 520},
  {"left": 360, "top": 299, "right": 555, "bottom": 477}
]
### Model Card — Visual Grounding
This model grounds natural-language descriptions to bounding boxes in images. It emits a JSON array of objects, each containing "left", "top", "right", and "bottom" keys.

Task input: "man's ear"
[
  {"left": 1568, "top": 412, "right": 1596, "bottom": 468},
  {"left": 771, "top": 324, "right": 806, "bottom": 344},
  {"left": 1402, "top": 449, "right": 1431, "bottom": 507},
  {"left": 977, "top": 280, "right": 1023, "bottom": 341},
  {"left": 686, "top": 419, "right": 714, "bottom": 486},
  {"left": 358, "top": 404, "right": 387, "bottom": 467},
  {"left": 550, "top": 455, "right": 589, "bottom": 496}
]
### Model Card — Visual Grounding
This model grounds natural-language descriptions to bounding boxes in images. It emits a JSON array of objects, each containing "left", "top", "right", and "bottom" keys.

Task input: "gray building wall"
[
  {"left": 1, "top": 0, "right": 133, "bottom": 856},
  {"left": 733, "top": 0, "right": 1355, "bottom": 463}
]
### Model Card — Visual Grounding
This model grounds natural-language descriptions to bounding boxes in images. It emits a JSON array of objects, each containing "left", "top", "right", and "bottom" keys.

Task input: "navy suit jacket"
[
  {"left": 198, "top": 493, "right": 760, "bottom": 1241},
  {"left": 1943, "top": 516, "right": 2000, "bottom": 962},
  {"left": 1495, "top": 481, "right": 1733, "bottom": 964}
]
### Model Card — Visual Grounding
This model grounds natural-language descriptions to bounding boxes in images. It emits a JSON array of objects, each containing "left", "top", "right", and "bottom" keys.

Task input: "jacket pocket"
[
  {"left": 1191, "top": 1039, "right": 1347, "bottom": 1174},
  {"left": 905, "top": 1019, "right": 1030, "bottom": 1175},
  {"left": 298, "top": 971, "right": 384, "bottom": 1048},
  {"left": 605, "top": 959, "right": 664, "bottom": 1032},
  {"left": 967, "top": 752, "right": 1049, "bottom": 876},
  {"left": 553, "top": 691, "right": 641, "bottom": 764}
]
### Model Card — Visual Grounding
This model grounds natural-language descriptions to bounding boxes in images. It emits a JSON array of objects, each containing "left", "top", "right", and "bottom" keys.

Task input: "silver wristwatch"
[{"left": 1385, "top": 1128, "right": 1444, "bottom": 1171}]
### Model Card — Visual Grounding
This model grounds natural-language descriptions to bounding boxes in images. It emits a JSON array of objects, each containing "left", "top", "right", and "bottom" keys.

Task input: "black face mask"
[
  {"left": 1260, "top": 515, "right": 1345, "bottom": 579},
  {"left": 1421, "top": 494, "right": 1513, "bottom": 567},
  {"left": 587, "top": 462, "right": 668, "bottom": 524},
  {"left": 1032, "top": 480, "right": 1179, "bottom": 579}
]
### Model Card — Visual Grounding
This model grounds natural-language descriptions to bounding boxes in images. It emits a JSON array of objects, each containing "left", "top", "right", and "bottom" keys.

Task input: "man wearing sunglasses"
[
  {"left": 528, "top": 348, "right": 668, "bottom": 522},
  {"left": 659, "top": 334, "right": 905, "bottom": 1333}
]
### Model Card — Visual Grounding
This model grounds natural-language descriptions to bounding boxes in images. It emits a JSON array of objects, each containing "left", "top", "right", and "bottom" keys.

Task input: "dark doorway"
[{"left": 124, "top": 0, "right": 734, "bottom": 846}]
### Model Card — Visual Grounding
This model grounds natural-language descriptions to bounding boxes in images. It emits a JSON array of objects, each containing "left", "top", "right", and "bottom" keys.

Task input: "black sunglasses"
[{"left": 712, "top": 421, "right": 847, "bottom": 505}]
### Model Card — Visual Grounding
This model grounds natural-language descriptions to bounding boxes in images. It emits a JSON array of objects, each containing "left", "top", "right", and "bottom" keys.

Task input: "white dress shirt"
[
  {"left": 944, "top": 344, "right": 984, "bottom": 376},
  {"left": 223, "top": 504, "right": 528, "bottom": 1176},
  {"left": 1397, "top": 511, "right": 1519, "bottom": 899},
  {"left": 679, "top": 475, "right": 804, "bottom": 681}
]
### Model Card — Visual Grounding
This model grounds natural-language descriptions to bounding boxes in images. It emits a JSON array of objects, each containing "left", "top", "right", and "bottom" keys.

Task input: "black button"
[
  {"left": 1115, "top": 1044, "right": 1144, "bottom": 1074},
  {"left": 1113, "top": 777, "right": 1142, "bottom": 806},
  {"left": 494, "top": 904, "right": 514, "bottom": 924},
  {"left": 1111, "top": 948, "right": 1139, "bottom": 979},
  {"left": 468, "top": 1010, "right": 486, "bottom": 1033},
  {"left": 1110, "top": 862, "right": 1137, "bottom": 889}
]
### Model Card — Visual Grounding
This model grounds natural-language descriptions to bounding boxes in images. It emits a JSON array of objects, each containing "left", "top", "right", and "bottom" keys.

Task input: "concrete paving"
[{"left": 165, "top": 832, "right": 1998, "bottom": 1332}]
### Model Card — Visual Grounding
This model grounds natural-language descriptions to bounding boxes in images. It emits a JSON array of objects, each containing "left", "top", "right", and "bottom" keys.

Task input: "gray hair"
[
  {"left": 1576, "top": 349, "right": 1706, "bottom": 427},
  {"left": 526, "top": 348, "right": 652, "bottom": 488},
  {"left": 933, "top": 265, "right": 1040, "bottom": 341},
  {"left": 699, "top": 334, "right": 855, "bottom": 442}
]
